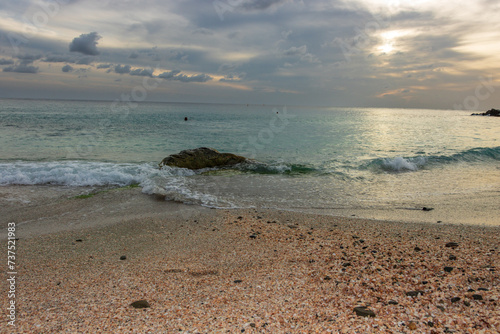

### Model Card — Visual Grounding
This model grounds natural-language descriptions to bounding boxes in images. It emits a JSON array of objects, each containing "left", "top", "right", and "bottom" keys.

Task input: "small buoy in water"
[{"left": 184, "top": 117, "right": 188, "bottom": 121}]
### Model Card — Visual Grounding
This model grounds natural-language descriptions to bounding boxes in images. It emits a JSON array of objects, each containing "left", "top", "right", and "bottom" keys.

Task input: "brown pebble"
[{"left": 409, "top": 322, "right": 417, "bottom": 330}]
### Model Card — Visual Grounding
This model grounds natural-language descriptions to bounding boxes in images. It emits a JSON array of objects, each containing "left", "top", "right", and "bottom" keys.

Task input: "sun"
[{"left": 378, "top": 43, "right": 394, "bottom": 54}]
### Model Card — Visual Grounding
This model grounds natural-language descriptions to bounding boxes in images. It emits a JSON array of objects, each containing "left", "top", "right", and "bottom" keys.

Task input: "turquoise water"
[{"left": 1, "top": 99, "right": 499, "bottom": 224}]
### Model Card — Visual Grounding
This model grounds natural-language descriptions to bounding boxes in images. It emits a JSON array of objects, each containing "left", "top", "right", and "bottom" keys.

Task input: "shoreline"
[{"left": 1, "top": 186, "right": 499, "bottom": 332}]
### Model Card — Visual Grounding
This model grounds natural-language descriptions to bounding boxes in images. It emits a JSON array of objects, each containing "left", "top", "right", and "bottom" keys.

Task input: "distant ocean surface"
[{"left": 1, "top": 99, "right": 499, "bottom": 225}]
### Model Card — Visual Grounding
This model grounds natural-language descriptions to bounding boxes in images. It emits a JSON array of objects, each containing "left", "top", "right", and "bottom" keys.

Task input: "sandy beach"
[{"left": 1, "top": 186, "right": 499, "bottom": 333}]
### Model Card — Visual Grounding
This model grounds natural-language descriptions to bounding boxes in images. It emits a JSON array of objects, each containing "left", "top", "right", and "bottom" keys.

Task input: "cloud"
[
  {"left": 62, "top": 65, "right": 74, "bottom": 72},
  {"left": 43, "top": 55, "right": 75, "bottom": 63},
  {"left": 157, "top": 70, "right": 181, "bottom": 79},
  {"left": 3, "top": 64, "right": 39, "bottom": 74},
  {"left": 0, "top": 58, "right": 14, "bottom": 65},
  {"left": 130, "top": 68, "right": 154, "bottom": 77},
  {"left": 69, "top": 32, "right": 101, "bottom": 56},
  {"left": 173, "top": 73, "right": 212, "bottom": 82},
  {"left": 240, "top": 0, "right": 291, "bottom": 11},
  {"left": 283, "top": 45, "right": 307, "bottom": 56},
  {"left": 97, "top": 63, "right": 113, "bottom": 69},
  {"left": 114, "top": 64, "right": 131, "bottom": 74},
  {"left": 128, "top": 52, "right": 139, "bottom": 59}
]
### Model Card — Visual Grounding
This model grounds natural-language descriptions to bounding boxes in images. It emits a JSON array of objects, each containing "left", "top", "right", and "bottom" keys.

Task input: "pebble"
[
  {"left": 472, "top": 294, "right": 483, "bottom": 300},
  {"left": 449, "top": 255, "right": 457, "bottom": 260},
  {"left": 408, "top": 322, "right": 417, "bottom": 330},
  {"left": 130, "top": 300, "right": 150, "bottom": 308},
  {"left": 445, "top": 242, "right": 459, "bottom": 249},
  {"left": 388, "top": 300, "right": 398, "bottom": 305},
  {"left": 444, "top": 266, "right": 454, "bottom": 273},
  {"left": 120, "top": 255, "right": 127, "bottom": 260},
  {"left": 234, "top": 279, "right": 243, "bottom": 283},
  {"left": 406, "top": 290, "right": 424, "bottom": 297},
  {"left": 353, "top": 306, "right": 376, "bottom": 317},
  {"left": 451, "top": 297, "right": 461, "bottom": 303}
]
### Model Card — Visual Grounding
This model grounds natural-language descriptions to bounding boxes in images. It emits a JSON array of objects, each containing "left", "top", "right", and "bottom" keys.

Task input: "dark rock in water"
[
  {"left": 130, "top": 300, "right": 150, "bottom": 308},
  {"left": 159, "top": 147, "right": 246, "bottom": 170},
  {"left": 353, "top": 306, "right": 376, "bottom": 317},
  {"left": 471, "top": 108, "right": 500, "bottom": 117}
]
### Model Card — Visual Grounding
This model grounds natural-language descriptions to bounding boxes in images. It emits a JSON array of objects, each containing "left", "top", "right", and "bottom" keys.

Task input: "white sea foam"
[{"left": 382, "top": 156, "right": 427, "bottom": 171}]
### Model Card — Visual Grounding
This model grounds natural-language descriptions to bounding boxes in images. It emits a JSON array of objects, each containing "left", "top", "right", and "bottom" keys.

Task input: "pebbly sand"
[{"left": 1, "top": 186, "right": 499, "bottom": 333}]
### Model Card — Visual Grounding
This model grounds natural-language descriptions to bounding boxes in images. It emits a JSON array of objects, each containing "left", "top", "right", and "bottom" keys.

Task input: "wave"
[{"left": 362, "top": 146, "right": 500, "bottom": 172}]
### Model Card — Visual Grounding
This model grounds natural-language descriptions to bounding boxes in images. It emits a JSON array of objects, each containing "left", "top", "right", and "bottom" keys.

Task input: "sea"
[{"left": 1, "top": 98, "right": 499, "bottom": 225}]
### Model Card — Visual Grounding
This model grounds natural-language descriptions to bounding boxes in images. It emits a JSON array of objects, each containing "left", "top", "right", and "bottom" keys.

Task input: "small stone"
[
  {"left": 130, "top": 300, "right": 150, "bottom": 308},
  {"left": 75, "top": 239, "right": 83, "bottom": 242},
  {"left": 414, "top": 247, "right": 422, "bottom": 252},
  {"left": 324, "top": 276, "right": 332, "bottom": 281},
  {"left": 422, "top": 207, "right": 434, "bottom": 211},
  {"left": 467, "top": 288, "right": 475, "bottom": 292},
  {"left": 249, "top": 234, "right": 257, "bottom": 239},
  {"left": 249, "top": 323, "right": 256, "bottom": 328},
  {"left": 353, "top": 306, "right": 375, "bottom": 317},
  {"left": 437, "top": 305, "right": 445, "bottom": 312},
  {"left": 444, "top": 266, "right": 454, "bottom": 273},
  {"left": 449, "top": 255, "right": 457, "bottom": 260},
  {"left": 451, "top": 297, "right": 461, "bottom": 303},
  {"left": 437, "top": 221, "right": 442, "bottom": 224},
  {"left": 408, "top": 322, "right": 417, "bottom": 330},
  {"left": 464, "top": 301, "right": 471, "bottom": 307},
  {"left": 342, "top": 262, "right": 352, "bottom": 267},
  {"left": 388, "top": 300, "right": 398, "bottom": 305},
  {"left": 406, "top": 290, "right": 424, "bottom": 297},
  {"left": 234, "top": 279, "right": 243, "bottom": 283},
  {"left": 472, "top": 294, "right": 483, "bottom": 300},
  {"left": 120, "top": 255, "right": 127, "bottom": 260},
  {"left": 478, "top": 288, "right": 489, "bottom": 291},
  {"left": 445, "top": 242, "right": 459, "bottom": 249},
  {"left": 428, "top": 321, "right": 434, "bottom": 327}
]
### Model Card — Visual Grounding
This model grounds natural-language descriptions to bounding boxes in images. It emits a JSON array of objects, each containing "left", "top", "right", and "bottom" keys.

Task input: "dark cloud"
[
  {"left": 69, "top": 32, "right": 101, "bottom": 56},
  {"left": 16, "top": 54, "right": 42, "bottom": 62},
  {"left": 239, "top": 0, "right": 291, "bottom": 11},
  {"left": 114, "top": 64, "right": 131, "bottom": 74},
  {"left": 128, "top": 52, "right": 139, "bottom": 59},
  {"left": 76, "top": 57, "right": 94, "bottom": 65},
  {"left": 43, "top": 55, "right": 75, "bottom": 63},
  {"left": 0, "top": 58, "right": 14, "bottom": 65},
  {"left": 3, "top": 64, "right": 39, "bottom": 73},
  {"left": 96, "top": 63, "right": 113, "bottom": 69},
  {"left": 62, "top": 64, "right": 73, "bottom": 72},
  {"left": 130, "top": 68, "right": 154, "bottom": 77}
]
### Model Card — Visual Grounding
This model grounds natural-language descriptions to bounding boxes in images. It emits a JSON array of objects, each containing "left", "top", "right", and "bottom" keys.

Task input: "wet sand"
[{"left": 1, "top": 186, "right": 499, "bottom": 333}]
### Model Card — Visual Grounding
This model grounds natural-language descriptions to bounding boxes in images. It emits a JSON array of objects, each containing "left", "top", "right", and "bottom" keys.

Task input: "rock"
[
  {"left": 414, "top": 247, "right": 422, "bottom": 252},
  {"left": 75, "top": 239, "right": 83, "bottom": 242},
  {"left": 130, "top": 300, "right": 150, "bottom": 308},
  {"left": 234, "top": 279, "right": 243, "bottom": 283},
  {"left": 471, "top": 108, "right": 500, "bottom": 117},
  {"left": 388, "top": 300, "right": 399, "bottom": 305},
  {"left": 478, "top": 288, "right": 489, "bottom": 291},
  {"left": 444, "top": 266, "right": 454, "bottom": 273},
  {"left": 472, "top": 294, "right": 483, "bottom": 300},
  {"left": 445, "top": 242, "right": 459, "bottom": 249},
  {"left": 422, "top": 207, "right": 434, "bottom": 211},
  {"left": 449, "top": 255, "right": 457, "bottom": 260},
  {"left": 408, "top": 322, "right": 417, "bottom": 330},
  {"left": 451, "top": 297, "right": 461, "bottom": 303},
  {"left": 159, "top": 147, "right": 247, "bottom": 170},
  {"left": 120, "top": 255, "right": 127, "bottom": 260},
  {"left": 353, "top": 306, "right": 376, "bottom": 317},
  {"left": 406, "top": 290, "right": 424, "bottom": 297}
]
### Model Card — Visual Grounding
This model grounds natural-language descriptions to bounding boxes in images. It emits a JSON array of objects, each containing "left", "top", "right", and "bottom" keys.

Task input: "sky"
[{"left": 0, "top": 0, "right": 500, "bottom": 109}]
